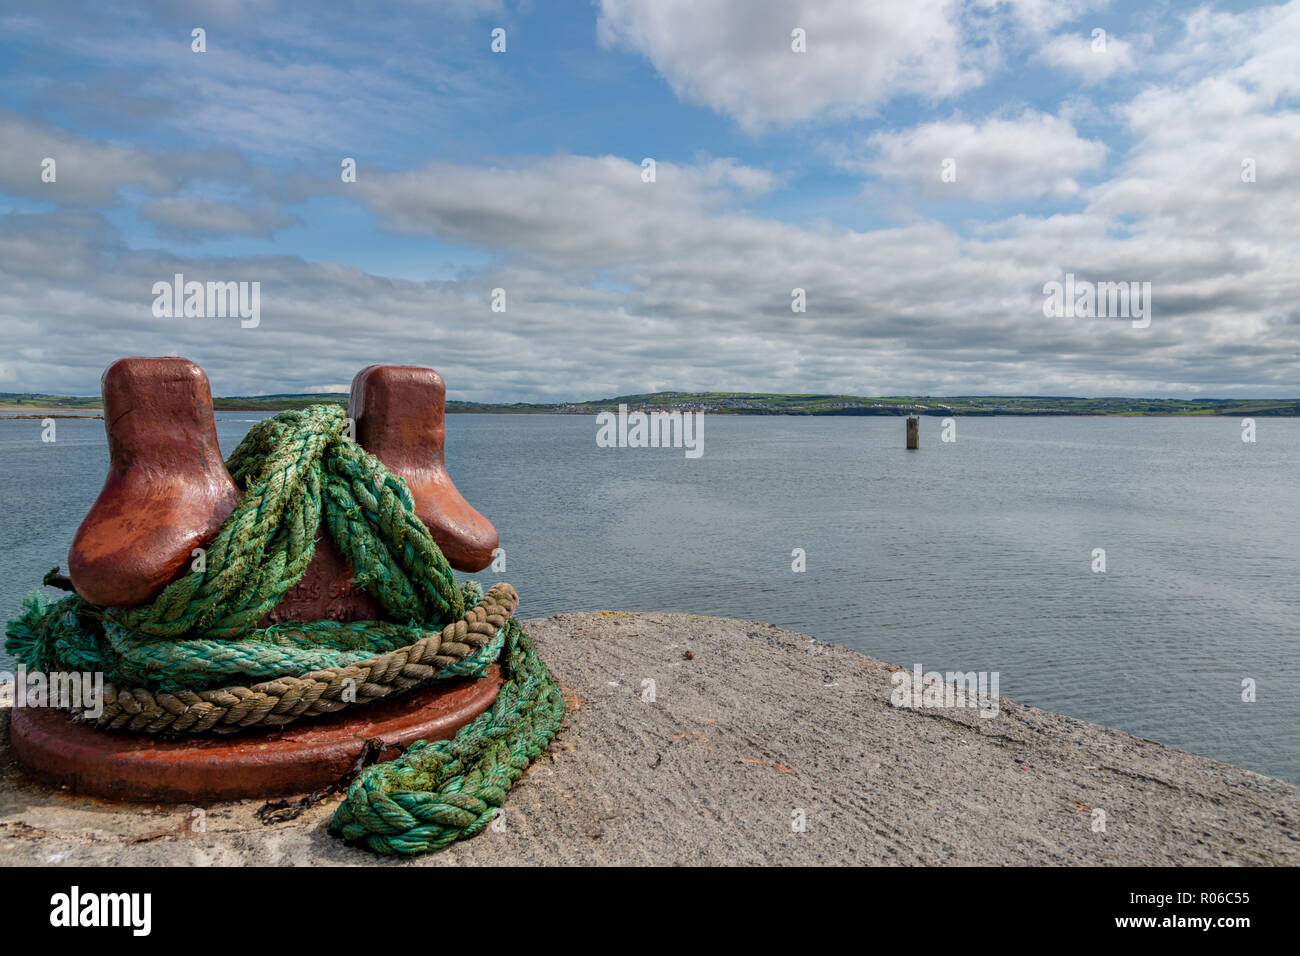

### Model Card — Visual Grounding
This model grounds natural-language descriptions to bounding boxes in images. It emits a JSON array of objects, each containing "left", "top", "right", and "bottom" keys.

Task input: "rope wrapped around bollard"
[{"left": 4, "top": 404, "right": 565, "bottom": 854}]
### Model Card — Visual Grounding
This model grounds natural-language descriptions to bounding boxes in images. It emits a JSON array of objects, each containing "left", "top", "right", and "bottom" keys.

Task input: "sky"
[{"left": 0, "top": 0, "right": 1297, "bottom": 401}]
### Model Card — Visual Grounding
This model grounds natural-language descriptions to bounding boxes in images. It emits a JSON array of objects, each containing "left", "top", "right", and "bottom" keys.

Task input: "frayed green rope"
[{"left": 330, "top": 620, "right": 564, "bottom": 854}]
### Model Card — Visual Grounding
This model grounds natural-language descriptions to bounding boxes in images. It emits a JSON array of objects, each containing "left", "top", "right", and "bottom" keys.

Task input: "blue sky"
[{"left": 1, "top": 0, "right": 1298, "bottom": 400}]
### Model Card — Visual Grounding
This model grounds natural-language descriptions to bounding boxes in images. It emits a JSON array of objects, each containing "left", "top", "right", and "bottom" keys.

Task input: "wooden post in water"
[{"left": 906, "top": 415, "right": 919, "bottom": 450}]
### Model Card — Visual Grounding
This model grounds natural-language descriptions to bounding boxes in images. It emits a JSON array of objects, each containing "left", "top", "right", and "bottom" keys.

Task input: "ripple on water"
[{"left": 1, "top": 413, "right": 1295, "bottom": 783}]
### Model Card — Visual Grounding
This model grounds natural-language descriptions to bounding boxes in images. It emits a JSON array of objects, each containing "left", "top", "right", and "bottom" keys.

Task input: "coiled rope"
[{"left": 4, "top": 404, "right": 565, "bottom": 854}]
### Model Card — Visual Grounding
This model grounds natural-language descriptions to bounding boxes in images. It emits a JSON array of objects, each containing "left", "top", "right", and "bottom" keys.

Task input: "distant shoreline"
[{"left": 4, "top": 393, "right": 1300, "bottom": 417}]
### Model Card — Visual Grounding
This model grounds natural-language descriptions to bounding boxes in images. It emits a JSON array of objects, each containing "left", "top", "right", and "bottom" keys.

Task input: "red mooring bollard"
[{"left": 18, "top": 358, "right": 505, "bottom": 803}]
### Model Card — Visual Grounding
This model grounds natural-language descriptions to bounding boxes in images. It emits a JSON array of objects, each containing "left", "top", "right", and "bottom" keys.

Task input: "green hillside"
[{"left": 3, "top": 391, "right": 1298, "bottom": 416}]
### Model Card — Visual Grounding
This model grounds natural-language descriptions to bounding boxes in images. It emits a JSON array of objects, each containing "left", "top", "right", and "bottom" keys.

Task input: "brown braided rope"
[{"left": 84, "top": 583, "right": 519, "bottom": 735}]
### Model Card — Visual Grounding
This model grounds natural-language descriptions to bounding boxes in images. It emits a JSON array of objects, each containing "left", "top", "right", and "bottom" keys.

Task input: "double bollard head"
[
  {"left": 67, "top": 358, "right": 499, "bottom": 611},
  {"left": 350, "top": 365, "right": 497, "bottom": 572}
]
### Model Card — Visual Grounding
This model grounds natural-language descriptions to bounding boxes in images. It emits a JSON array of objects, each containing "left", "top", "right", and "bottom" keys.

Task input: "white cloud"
[
  {"left": 1088, "top": 3, "right": 1300, "bottom": 246},
  {"left": 596, "top": 0, "right": 988, "bottom": 130},
  {"left": 354, "top": 154, "right": 779, "bottom": 267},
  {"left": 140, "top": 197, "right": 299, "bottom": 240},
  {"left": 848, "top": 110, "right": 1107, "bottom": 201},
  {"left": 1036, "top": 30, "right": 1138, "bottom": 83},
  {"left": 2, "top": 10, "right": 504, "bottom": 159},
  {"left": 0, "top": 112, "right": 174, "bottom": 204},
  {"left": 7, "top": 115, "right": 1296, "bottom": 402},
  {"left": 981, "top": 0, "right": 1111, "bottom": 36}
]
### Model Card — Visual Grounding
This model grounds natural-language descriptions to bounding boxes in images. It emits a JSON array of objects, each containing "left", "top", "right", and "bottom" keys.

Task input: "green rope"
[
  {"left": 331, "top": 619, "right": 565, "bottom": 854},
  {"left": 8, "top": 405, "right": 465, "bottom": 685},
  {"left": 8, "top": 591, "right": 447, "bottom": 691},
  {"left": 8, "top": 578, "right": 496, "bottom": 693},
  {"left": 116, "top": 404, "right": 465, "bottom": 639},
  {"left": 3, "top": 405, "right": 564, "bottom": 855}
]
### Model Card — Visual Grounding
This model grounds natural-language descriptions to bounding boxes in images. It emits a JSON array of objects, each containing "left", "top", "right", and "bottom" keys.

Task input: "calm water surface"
[{"left": 1, "top": 414, "right": 1296, "bottom": 783}]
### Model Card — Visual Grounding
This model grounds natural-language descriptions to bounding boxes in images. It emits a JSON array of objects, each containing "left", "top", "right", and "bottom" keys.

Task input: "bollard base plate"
[{"left": 9, "top": 668, "right": 502, "bottom": 803}]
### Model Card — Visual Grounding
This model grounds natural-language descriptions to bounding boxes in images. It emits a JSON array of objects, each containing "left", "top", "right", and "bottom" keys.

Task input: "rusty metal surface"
[
  {"left": 260, "top": 534, "right": 385, "bottom": 625},
  {"left": 51, "top": 359, "right": 506, "bottom": 805},
  {"left": 9, "top": 666, "right": 503, "bottom": 802},
  {"left": 64, "top": 357, "right": 485, "bottom": 621},
  {"left": 67, "top": 357, "right": 242, "bottom": 607},
  {"left": 350, "top": 365, "right": 499, "bottom": 572}
]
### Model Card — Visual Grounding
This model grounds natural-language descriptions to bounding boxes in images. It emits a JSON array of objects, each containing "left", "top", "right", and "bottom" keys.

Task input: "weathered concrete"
[{"left": 1, "top": 612, "right": 1296, "bottom": 866}]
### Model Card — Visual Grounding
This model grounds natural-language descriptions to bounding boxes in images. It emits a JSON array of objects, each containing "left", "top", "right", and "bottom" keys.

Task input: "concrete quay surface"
[{"left": 1, "top": 611, "right": 1296, "bottom": 865}]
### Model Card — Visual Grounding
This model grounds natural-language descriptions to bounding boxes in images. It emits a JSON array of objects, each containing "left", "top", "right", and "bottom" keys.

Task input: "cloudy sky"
[{"left": 1, "top": 0, "right": 1297, "bottom": 400}]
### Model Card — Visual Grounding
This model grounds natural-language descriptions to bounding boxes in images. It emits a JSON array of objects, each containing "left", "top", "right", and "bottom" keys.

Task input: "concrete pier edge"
[{"left": 2, "top": 611, "right": 1296, "bottom": 866}]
